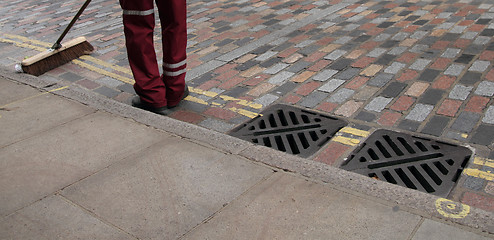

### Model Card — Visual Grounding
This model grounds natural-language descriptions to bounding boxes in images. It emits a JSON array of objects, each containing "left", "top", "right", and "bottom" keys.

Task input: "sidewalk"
[{"left": 1, "top": 69, "right": 493, "bottom": 239}]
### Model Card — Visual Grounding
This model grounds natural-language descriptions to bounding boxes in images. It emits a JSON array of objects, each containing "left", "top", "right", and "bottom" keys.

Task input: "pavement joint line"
[{"left": 1, "top": 33, "right": 262, "bottom": 118}]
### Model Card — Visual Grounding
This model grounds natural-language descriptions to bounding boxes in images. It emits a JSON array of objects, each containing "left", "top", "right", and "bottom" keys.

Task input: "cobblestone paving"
[{"left": 1, "top": 0, "right": 494, "bottom": 212}]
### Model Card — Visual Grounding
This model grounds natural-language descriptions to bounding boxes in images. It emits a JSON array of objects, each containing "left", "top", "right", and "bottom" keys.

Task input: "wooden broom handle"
[{"left": 52, "top": 0, "right": 92, "bottom": 49}]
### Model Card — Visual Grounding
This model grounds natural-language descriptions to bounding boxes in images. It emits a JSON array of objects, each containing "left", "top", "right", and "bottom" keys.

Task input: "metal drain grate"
[
  {"left": 341, "top": 130, "right": 472, "bottom": 197},
  {"left": 229, "top": 104, "right": 347, "bottom": 157}
]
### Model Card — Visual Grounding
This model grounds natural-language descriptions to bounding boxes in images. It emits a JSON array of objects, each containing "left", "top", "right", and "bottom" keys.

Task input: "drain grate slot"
[
  {"left": 341, "top": 130, "right": 472, "bottom": 197},
  {"left": 229, "top": 104, "right": 347, "bottom": 157}
]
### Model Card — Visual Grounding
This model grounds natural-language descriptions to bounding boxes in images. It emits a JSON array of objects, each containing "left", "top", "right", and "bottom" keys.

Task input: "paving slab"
[
  {"left": 0, "top": 79, "right": 39, "bottom": 106},
  {"left": 61, "top": 137, "right": 274, "bottom": 240},
  {"left": 0, "top": 80, "right": 93, "bottom": 148},
  {"left": 183, "top": 173, "right": 422, "bottom": 240},
  {"left": 0, "top": 195, "right": 135, "bottom": 240},
  {"left": 412, "top": 219, "right": 492, "bottom": 240},
  {"left": 0, "top": 111, "right": 167, "bottom": 216}
]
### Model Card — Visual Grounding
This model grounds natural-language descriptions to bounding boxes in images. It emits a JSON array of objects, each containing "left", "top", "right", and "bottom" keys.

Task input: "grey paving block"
[
  {"left": 470, "top": 124, "right": 494, "bottom": 145},
  {"left": 368, "top": 73, "right": 394, "bottom": 87},
  {"left": 0, "top": 196, "right": 134, "bottom": 240},
  {"left": 412, "top": 219, "right": 491, "bottom": 240},
  {"left": 382, "top": 82, "right": 407, "bottom": 98},
  {"left": 441, "top": 48, "right": 461, "bottom": 58},
  {"left": 183, "top": 173, "right": 422, "bottom": 240},
  {"left": 0, "top": 112, "right": 166, "bottom": 216},
  {"left": 325, "top": 49, "right": 348, "bottom": 61},
  {"left": 286, "top": 61, "right": 311, "bottom": 73},
  {"left": 355, "top": 110, "right": 376, "bottom": 122},
  {"left": 444, "top": 64, "right": 466, "bottom": 76},
  {"left": 460, "top": 71, "right": 483, "bottom": 85},
  {"left": 451, "top": 112, "right": 481, "bottom": 133},
  {"left": 421, "top": 116, "right": 450, "bottom": 137},
  {"left": 95, "top": 86, "right": 121, "bottom": 98},
  {"left": 474, "top": 81, "right": 494, "bottom": 97},
  {"left": 299, "top": 91, "right": 329, "bottom": 108},
  {"left": 463, "top": 176, "right": 486, "bottom": 191},
  {"left": 398, "top": 119, "right": 421, "bottom": 132},
  {"left": 449, "top": 85, "right": 473, "bottom": 100},
  {"left": 318, "top": 79, "right": 345, "bottom": 93},
  {"left": 199, "top": 118, "right": 236, "bottom": 133},
  {"left": 335, "top": 67, "right": 360, "bottom": 80},
  {"left": 419, "top": 89, "right": 445, "bottom": 105},
  {"left": 405, "top": 104, "right": 434, "bottom": 122},
  {"left": 384, "top": 62, "right": 406, "bottom": 74},
  {"left": 59, "top": 72, "right": 84, "bottom": 82},
  {"left": 483, "top": 106, "right": 494, "bottom": 124},
  {"left": 469, "top": 60, "right": 491, "bottom": 72},
  {"left": 255, "top": 93, "right": 279, "bottom": 106},
  {"left": 365, "top": 96, "right": 392, "bottom": 113},
  {"left": 264, "top": 63, "right": 290, "bottom": 75},
  {"left": 313, "top": 69, "right": 338, "bottom": 81},
  {"left": 267, "top": 71, "right": 294, "bottom": 85},
  {"left": 418, "top": 69, "right": 441, "bottom": 82},
  {"left": 61, "top": 139, "right": 273, "bottom": 240},
  {"left": 328, "top": 88, "right": 355, "bottom": 103},
  {"left": 410, "top": 59, "right": 432, "bottom": 71}
]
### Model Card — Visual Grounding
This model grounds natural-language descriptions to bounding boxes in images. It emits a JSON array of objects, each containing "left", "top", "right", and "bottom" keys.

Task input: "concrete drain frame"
[
  {"left": 229, "top": 104, "right": 347, "bottom": 158},
  {"left": 341, "top": 129, "right": 473, "bottom": 197}
]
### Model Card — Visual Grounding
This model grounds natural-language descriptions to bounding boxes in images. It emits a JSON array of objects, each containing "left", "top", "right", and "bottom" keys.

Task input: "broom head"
[{"left": 21, "top": 36, "right": 94, "bottom": 76}]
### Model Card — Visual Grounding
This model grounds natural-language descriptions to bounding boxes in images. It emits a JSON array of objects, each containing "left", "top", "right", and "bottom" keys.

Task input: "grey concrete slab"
[
  {"left": 0, "top": 84, "right": 93, "bottom": 148},
  {"left": 0, "top": 195, "right": 136, "bottom": 240},
  {"left": 60, "top": 137, "right": 274, "bottom": 240},
  {"left": 0, "top": 78, "right": 39, "bottom": 106},
  {"left": 412, "top": 219, "right": 492, "bottom": 240},
  {"left": 183, "top": 173, "right": 422, "bottom": 240},
  {"left": 0, "top": 112, "right": 166, "bottom": 216}
]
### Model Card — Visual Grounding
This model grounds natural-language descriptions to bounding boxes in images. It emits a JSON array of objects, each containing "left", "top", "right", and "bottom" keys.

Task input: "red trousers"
[{"left": 119, "top": 0, "right": 187, "bottom": 108}]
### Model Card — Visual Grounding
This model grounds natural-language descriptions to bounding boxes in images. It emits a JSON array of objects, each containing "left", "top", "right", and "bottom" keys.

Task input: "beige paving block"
[
  {"left": 0, "top": 112, "right": 166, "bottom": 216},
  {"left": 0, "top": 91, "right": 93, "bottom": 148},
  {"left": 0, "top": 196, "right": 135, "bottom": 240},
  {"left": 61, "top": 138, "right": 273, "bottom": 240},
  {"left": 183, "top": 173, "right": 422, "bottom": 240},
  {"left": 406, "top": 82, "right": 430, "bottom": 97}
]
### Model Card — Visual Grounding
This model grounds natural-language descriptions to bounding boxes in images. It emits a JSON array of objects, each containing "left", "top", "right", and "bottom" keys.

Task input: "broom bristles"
[{"left": 21, "top": 37, "right": 94, "bottom": 76}]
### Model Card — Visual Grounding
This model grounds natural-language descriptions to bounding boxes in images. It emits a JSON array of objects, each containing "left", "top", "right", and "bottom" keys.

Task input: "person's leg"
[
  {"left": 156, "top": 0, "right": 188, "bottom": 107},
  {"left": 119, "top": 0, "right": 167, "bottom": 108}
]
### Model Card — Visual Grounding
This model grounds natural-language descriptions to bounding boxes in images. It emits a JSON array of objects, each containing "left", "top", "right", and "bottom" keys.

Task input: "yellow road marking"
[
  {"left": 463, "top": 169, "right": 494, "bottom": 181},
  {"left": 339, "top": 127, "right": 369, "bottom": 137},
  {"left": 1, "top": 33, "right": 262, "bottom": 118},
  {"left": 473, "top": 157, "right": 494, "bottom": 169},
  {"left": 332, "top": 136, "right": 360, "bottom": 146},
  {"left": 435, "top": 198, "right": 470, "bottom": 219},
  {"left": 228, "top": 107, "right": 259, "bottom": 119},
  {"left": 72, "top": 59, "right": 135, "bottom": 85}
]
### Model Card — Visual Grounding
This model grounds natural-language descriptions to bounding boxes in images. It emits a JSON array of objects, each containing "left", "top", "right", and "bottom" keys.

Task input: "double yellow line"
[
  {"left": 463, "top": 157, "right": 494, "bottom": 181},
  {"left": 0, "top": 33, "right": 262, "bottom": 119}
]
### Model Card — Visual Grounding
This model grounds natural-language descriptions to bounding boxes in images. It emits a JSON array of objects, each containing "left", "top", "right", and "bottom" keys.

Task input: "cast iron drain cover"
[
  {"left": 341, "top": 130, "right": 472, "bottom": 197},
  {"left": 229, "top": 104, "right": 347, "bottom": 157}
]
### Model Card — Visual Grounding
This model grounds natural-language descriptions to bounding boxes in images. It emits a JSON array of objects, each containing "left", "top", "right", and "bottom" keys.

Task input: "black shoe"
[
  {"left": 131, "top": 96, "right": 171, "bottom": 116},
  {"left": 168, "top": 84, "right": 189, "bottom": 109}
]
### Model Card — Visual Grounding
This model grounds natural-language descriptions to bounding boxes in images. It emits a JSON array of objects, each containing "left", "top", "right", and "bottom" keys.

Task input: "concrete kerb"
[{"left": 1, "top": 66, "right": 493, "bottom": 237}]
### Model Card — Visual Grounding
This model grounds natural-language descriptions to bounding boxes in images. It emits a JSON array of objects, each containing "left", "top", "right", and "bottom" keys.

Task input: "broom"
[{"left": 20, "top": 0, "right": 94, "bottom": 76}]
